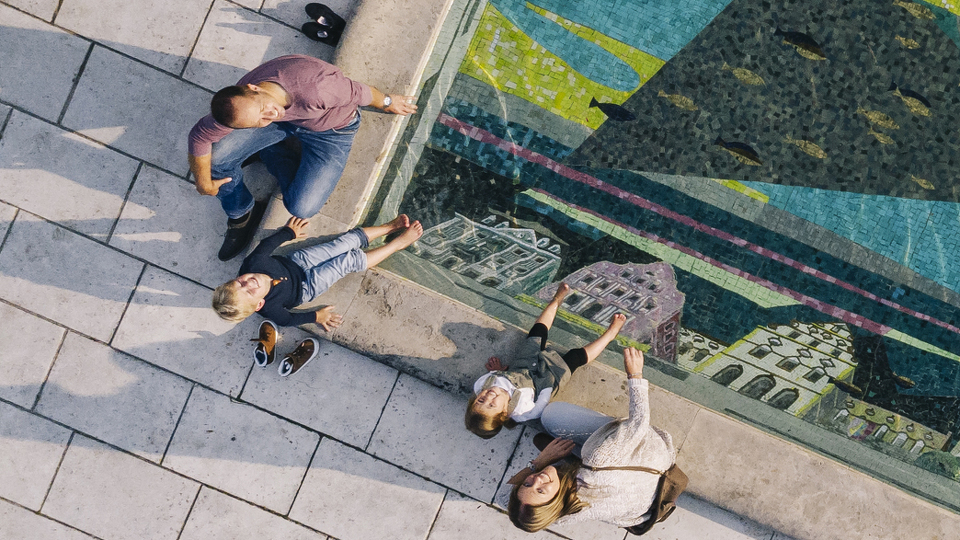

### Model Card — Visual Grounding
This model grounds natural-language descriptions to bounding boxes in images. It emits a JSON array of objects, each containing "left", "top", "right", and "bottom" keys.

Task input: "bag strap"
[{"left": 580, "top": 463, "right": 664, "bottom": 475}]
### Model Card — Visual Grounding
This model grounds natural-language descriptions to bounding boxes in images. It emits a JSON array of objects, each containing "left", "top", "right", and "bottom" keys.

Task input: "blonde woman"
[{"left": 507, "top": 347, "right": 676, "bottom": 531}]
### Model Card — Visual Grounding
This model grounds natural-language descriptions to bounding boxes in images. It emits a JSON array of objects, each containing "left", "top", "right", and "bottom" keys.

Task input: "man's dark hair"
[{"left": 211, "top": 85, "right": 255, "bottom": 126}]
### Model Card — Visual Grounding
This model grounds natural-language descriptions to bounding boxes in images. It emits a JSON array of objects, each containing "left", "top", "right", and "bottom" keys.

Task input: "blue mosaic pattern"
[{"left": 742, "top": 181, "right": 960, "bottom": 292}]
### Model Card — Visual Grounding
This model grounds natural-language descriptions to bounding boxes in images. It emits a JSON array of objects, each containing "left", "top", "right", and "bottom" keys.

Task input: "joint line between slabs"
[
  {"left": 174, "top": 484, "right": 202, "bottom": 540},
  {"left": 51, "top": 0, "right": 65, "bottom": 22},
  {"left": 363, "top": 370, "right": 401, "bottom": 452},
  {"left": 286, "top": 436, "right": 322, "bottom": 517},
  {"left": 0, "top": 107, "right": 14, "bottom": 137},
  {"left": 105, "top": 162, "right": 144, "bottom": 245},
  {"left": 56, "top": 42, "right": 94, "bottom": 126},
  {"left": 38, "top": 431, "right": 74, "bottom": 513},
  {"left": 161, "top": 384, "right": 196, "bottom": 467},
  {"left": 180, "top": 0, "right": 218, "bottom": 79},
  {"left": 30, "top": 328, "right": 69, "bottom": 411},
  {"left": 107, "top": 262, "right": 148, "bottom": 346}
]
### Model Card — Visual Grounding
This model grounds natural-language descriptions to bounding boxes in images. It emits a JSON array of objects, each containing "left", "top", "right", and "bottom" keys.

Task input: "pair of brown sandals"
[{"left": 300, "top": 3, "right": 346, "bottom": 47}]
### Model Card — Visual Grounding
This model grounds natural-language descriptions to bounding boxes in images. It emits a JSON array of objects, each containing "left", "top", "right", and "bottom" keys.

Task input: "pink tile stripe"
[{"left": 436, "top": 113, "right": 958, "bottom": 336}]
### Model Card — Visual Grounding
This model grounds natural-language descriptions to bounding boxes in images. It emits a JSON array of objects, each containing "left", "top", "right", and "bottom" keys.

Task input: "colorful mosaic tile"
[{"left": 369, "top": 0, "right": 960, "bottom": 511}]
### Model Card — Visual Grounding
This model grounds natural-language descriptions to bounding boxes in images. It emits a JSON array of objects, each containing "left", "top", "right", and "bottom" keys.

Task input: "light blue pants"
[
  {"left": 288, "top": 228, "right": 369, "bottom": 304},
  {"left": 541, "top": 401, "right": 615, "bottom": 454}
]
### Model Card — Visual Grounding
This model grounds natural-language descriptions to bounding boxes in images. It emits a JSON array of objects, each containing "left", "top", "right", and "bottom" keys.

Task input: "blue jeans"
[
  {"left": 288, "top": 228, "right": 369, "bottom": 303},
  {"left": 211, "top": 110, "right": 361, "bottom": 219}
]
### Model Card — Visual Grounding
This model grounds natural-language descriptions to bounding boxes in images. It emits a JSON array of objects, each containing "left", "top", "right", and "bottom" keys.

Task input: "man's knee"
[{"left": 283, "top": 196, "right": 323, "bottom": 219}]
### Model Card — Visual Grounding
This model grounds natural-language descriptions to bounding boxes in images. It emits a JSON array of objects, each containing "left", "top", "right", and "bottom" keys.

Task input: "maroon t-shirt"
[{"left": 188, "top": 55, "right": 372, "bottom": 156}]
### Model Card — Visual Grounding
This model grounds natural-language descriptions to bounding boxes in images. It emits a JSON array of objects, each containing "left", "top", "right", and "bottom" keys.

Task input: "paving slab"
[
  {"left": 491, "top": 429, "right": 627, "bottom": 540},
  {"left": 0, "top": 402, "right": 71, "bottom": 510},
  {"left": 0, "top": 213, "right": 143, "bottom": 342},
  {"left": 645, "top": 494, "right": 779, "bottom": 540},
  {"left": 2, "top": 0, "right": 59, "bottom": 21},
  {"left": 0, "top": 302, "right": 65, "bottom": 408},
  {"left": 241, "top": 337, "right": 398, "bottom": 448},
  {"left": 35, "top": 332, "right": 193, "bottom": 462},
  {"left": 61, "top": 46, "right": 211, "bottom": 176},
  {"left": 290, "top": 438, "right": 445, "bottom": 540},
  {"left": 163, "top": 386, "right": 319, "bottom": 513},
  {"left": 184, "top": 0, "right": 327, "bottom": 92},
  {"left": 43, "top": 435, "right": 199, "bottom": 540},
  {"left": 676, "top": 408, "right": 960, "bottom": 540},
  {"left": 179, "top": 487, "right": 325, "bottom": 540},
  {"left": 261, "top": 0, "right": 358, "bottom": 31},
  {"left": 55, "top": 0, "right": 210, "bottom": 75},
  {"left": 109, "top": 165, "right": 239, "bottom": 288},
  {"left": 337, "top": 270, "right": 524, "bottom": 393},
  {"left": 0, "top": 111, "right": 139, "bottom": 239},
  {"left": 427, "top": 491, "right": 557, "bottom": 540},
  {"left": 367, "top": 373, "right": 519, "bottom": 502},
  {"left": 111, "top": 265, "right": 256, "bottom": 397},
  {"left": 0, "top": 4, "right": 89, "bottom": 122},
  {"left": 0, "top": 498, "right": 94, "bottom": 540}
]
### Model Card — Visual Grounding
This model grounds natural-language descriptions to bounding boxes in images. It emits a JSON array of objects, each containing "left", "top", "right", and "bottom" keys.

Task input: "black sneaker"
[
  {"left": 279, "top": 338, "right": 319, "bottom": 377},
  {"left": 218, "top": 199, "right": 267, "bottom": 261}
]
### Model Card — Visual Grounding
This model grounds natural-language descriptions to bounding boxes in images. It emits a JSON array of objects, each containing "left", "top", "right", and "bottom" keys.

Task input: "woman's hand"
[
  {"left": 533, "top": 438, "right": 575, "bottom": 469},
  {"left": 285, "top": 216, "right": 310, "bottom": 238},
  {"left": 485, "top": 356, "right": 507, "bottom": 371},
  {"left": 624, "top": 347, "right": 644, "bottom": 380}
]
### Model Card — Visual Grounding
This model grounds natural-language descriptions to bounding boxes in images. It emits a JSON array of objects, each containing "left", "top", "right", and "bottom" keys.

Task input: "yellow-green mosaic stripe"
[
  {"left": 885, "top": 329, "right": 960, "bottom": 362},
  {"left": 523, "top": 190, "right": 799, "bottom": 309},
  {"left": 459, "top": 4, "right": 664, "bottom": 129},
  {"left": 711, "top": 179, "right": 770, "bottom": 202}
]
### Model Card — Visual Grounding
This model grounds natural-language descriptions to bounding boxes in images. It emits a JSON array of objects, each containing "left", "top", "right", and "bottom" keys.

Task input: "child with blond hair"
[
  {"left": 213, "top": 214, "right": 422, "bottom": 376},
  {"left": 465, "top": 283, "right": 626, "bottom": 438}
]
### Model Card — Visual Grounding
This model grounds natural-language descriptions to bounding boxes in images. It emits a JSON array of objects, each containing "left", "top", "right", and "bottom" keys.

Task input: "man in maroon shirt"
[{"left": 188, "top": 55, "right": 416, "bottom": 261}]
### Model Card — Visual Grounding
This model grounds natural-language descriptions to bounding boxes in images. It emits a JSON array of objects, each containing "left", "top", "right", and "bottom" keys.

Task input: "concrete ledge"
[{"left": 319, "top": 0, "right": 456, "bottom": 227}]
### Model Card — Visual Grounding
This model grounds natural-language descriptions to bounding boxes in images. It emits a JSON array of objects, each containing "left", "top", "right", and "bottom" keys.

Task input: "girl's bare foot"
[
  {"left": 393, "top": 220, "right": 423, "bottom": 248},
  {"left": 553, "top": 282, "right": 571, "bottom": 303},
  {"left": 387, "top": 214, "right": 410, "bottom": 232},
  {"left": 605, "top": 313, "right": 627, "bottom": 336}
]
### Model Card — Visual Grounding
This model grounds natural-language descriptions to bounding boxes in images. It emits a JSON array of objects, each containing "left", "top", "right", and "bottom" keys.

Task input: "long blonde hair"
[{"left": 508, "top": 459, "right": 586, "bottom": 532}]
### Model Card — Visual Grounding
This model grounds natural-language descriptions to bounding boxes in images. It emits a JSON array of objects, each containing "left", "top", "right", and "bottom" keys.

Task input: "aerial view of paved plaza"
[{"left": 1, "top": 0, "right": 959, "bottom": 539}]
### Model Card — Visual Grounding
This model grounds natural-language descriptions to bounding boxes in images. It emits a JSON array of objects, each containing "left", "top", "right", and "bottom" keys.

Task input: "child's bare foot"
[
  {"left": 605, "top": 313, "right": 627, "bottom": 336},
  {"left": 553, "top": 282, "right": 571, "bottom": 303},
  {"left": 387, "top": 214, "right": 410, "bottom": 232},
  {"left": 393, "top": 220, "right": 424, "bottom": 248}
]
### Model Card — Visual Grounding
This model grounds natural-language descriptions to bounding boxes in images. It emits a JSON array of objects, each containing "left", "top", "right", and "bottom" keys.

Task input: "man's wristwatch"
[
  {"left": 528, "top": 459, "right": 538, "bottom": 472},
  {"left": 382, "top": 95, "right": 392, "bottom": 108}
]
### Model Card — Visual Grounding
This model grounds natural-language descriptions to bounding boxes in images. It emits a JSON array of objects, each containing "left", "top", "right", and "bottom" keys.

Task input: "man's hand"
[
  {"left": 314, "top": 305, "right": 343, "bottom": 331},
  {"left": 624, "top": 347, "right": 644, "bottom": 380},
  {"left": 195, "top": 176, "right": 232, "bottom": 196},
  {"left": 285, "top": 216, "right": 309, "bottom": 238},
  {"left": 485, "top": 356, "right": 507, "bottom": 371},
  {"left": 384, "top": 95, "right": 418, "bottom": 116},
  {"left": 533, "top": 438, "right": 575, "bottom": 468}
]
